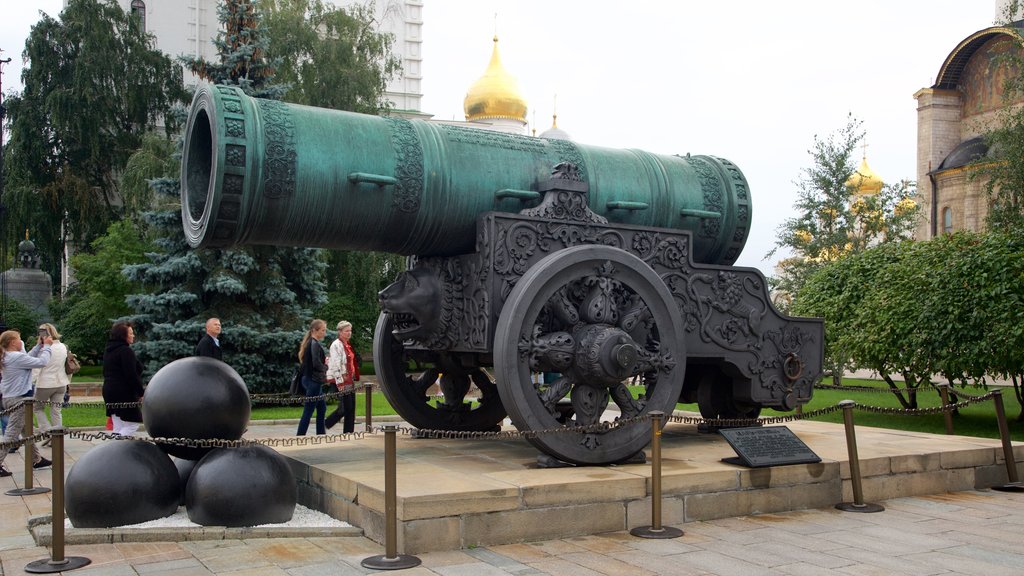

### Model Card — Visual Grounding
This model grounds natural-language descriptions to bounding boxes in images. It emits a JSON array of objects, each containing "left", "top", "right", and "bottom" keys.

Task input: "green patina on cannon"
[{"left": 182, "top": 85, "right": 823, "bottom": 466}]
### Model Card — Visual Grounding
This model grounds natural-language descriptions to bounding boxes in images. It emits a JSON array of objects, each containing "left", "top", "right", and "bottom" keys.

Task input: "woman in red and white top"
[{"left": 326, "top": 321, "right": 357, "bottom": 433}]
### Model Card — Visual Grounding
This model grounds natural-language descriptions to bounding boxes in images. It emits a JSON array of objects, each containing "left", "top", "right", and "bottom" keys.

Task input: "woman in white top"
[{"left": 32, "top": 323, "right": 70, "bottom": 440}]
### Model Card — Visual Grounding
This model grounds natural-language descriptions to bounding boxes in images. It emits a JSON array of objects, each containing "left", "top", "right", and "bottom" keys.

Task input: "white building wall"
[
  {"left": 112, "top": 0, "right": 221, "bottom": 86},
  {"left": 108, "top": 0, "right": 423, "bottom": 110}
]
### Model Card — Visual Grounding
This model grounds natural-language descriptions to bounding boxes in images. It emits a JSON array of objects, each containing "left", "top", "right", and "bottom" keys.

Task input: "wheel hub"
[{"left": 573, "top": 325, "right": 639, "bottom": 386}]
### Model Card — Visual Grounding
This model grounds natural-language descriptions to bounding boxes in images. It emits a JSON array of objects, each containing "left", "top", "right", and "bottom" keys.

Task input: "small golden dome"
[
  {"left": 464, "top": 36, "right": 528, "bottom": 122},
  {"left": 845, "top": 156, "right": 884, "bottom": 195}
]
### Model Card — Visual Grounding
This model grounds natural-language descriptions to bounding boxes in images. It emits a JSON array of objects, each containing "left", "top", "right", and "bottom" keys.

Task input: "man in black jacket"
[{"left": 195, "top": 318, "right": 223, "bottom": 360}]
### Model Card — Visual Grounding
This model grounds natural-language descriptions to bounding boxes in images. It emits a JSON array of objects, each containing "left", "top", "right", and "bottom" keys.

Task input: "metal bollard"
[
  {"left": 24, "top": 429, "right": 91, "bottom": 573},
  {"left": 361, "top": 424, "right": 420, "bottom": 570},
  {"left": 630, "top": 411, "right": 683, "bottom": 538},
  {"left": 937, "top": 384, "right": 954, "bottom": 435},
  {"left": 834, "top": 400, "right": 884, "bottom": 513},
  {"left": 365, "top": 383, "right": 373, "bottom": 432},
  {"left": 990, "top": 390, "right": 1024, "bottom": 492},
  {"left": 6, "top": 399, "right": 51, "bottom": 497}
]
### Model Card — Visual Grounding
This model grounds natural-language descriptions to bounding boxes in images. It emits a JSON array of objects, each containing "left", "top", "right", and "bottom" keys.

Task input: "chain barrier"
[
  {"left": 815, "top": 383, "right": 998, "bottom": 401},
  {"left": 409, "top": 414, "right": 651, "bottom": 440},
  {"left": 665, "top": 404, "right": 846, "bottom": 428},
  {"left": 2, "top": 385, "right": 1005, "bottom": 453},
  {"left": 851, "top": 391, "right": 996, "bottom": 416},
  {"left": 27, "top": 382, "right": 380, "bottom": 411}
]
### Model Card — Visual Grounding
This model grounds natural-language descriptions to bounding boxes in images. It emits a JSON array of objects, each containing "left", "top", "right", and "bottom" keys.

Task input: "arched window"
[
  {"left": 131, "top": 0, "right": 146, "bottom": 31},
  {"left": 942, "top": 207, "right": 953, "bottom": 234}
]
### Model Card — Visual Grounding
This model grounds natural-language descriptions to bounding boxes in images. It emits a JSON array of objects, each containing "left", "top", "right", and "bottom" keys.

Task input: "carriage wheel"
[
  {"left": 374, "top": 314, "right": 507, "bottom": 431},
  {"left": 493, "top": 245, "right": 686, "bottom": 465}
]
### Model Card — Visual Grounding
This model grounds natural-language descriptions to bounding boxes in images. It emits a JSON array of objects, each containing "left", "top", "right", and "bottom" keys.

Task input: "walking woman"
[
  {"left": 296, "top": 319, "right": 328, "bottom": 436},
  {"left": 326, "top": 320, "right": 357, "bottom": 433},
  {"left": 33, "top": 323, "right": 70, "bottom": 446},
  {"left": 102, "top": 322, "right": 144, "bottom": 437},
  {"left": 0, "top": 330, "right": 53, "bottom": 477}
]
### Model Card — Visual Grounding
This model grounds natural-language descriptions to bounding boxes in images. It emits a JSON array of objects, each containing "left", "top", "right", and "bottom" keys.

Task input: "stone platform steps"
[{"left": 274, "top": 417, "right": 1024, "bottom": 554}]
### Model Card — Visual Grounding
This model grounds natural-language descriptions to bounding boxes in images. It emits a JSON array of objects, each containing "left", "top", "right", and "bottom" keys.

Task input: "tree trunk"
[{"left": 882, "top": 371, "right": 911, "bottom": 409}]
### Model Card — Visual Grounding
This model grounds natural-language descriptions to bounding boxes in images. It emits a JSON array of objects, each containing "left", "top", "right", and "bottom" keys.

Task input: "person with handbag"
[
  {"left": 295, "top": 319, "right": 328, "bottom": 436},
  {"left": 32, "top": 323, "right": 71, "bottom": 447},
  {"left": 0, "top": 329, "right": 54, "bottom": 477},
  {"left": 325, "top": 321, "right": 357, "bottom": 433}
]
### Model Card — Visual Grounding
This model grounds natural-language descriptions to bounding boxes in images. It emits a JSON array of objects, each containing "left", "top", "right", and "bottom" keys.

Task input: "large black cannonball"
[
  {"left": 65, "top": 441, "right": 179, "bottom": 528},
  {"left": 185, "top": 445, "right": 296, "bottom": 527},
  {"left": 142, "top": 357, "right": 251, "bottom": 460},
  {"left": 172, "top": 457, "right": 197, "bottom": 506}
]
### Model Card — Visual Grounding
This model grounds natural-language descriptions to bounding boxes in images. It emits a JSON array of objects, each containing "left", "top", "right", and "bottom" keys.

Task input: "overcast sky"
[{"left": 0, "top": 1, "right": 1000, "bottom": 273}]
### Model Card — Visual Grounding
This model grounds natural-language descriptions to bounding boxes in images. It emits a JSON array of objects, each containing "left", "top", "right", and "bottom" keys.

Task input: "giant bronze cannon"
[{"left": 181, "top": 84, "right": 823, "bottom": 465}]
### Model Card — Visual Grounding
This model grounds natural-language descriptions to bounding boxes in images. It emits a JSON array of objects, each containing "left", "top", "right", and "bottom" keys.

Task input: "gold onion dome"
[
  {"left": 845, "top": 156, "right": 884, "bottom": 195},
  {"left": 464, "top": 36, "right": 528, "bottom": 122}
]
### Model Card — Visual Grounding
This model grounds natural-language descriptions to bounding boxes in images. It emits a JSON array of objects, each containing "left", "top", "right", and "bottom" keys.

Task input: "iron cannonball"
[
  {"left": 172, "top": 457, "right": 197, "bottom": 506},
  {"left": 142, "top": 357, "right": 251, "bottom": 460},
  {"left": 185, "top": 445, "right": 296, "bottom": 527},
  {"left": 65, "top": 440, "right": 179, "bottom": 528}
]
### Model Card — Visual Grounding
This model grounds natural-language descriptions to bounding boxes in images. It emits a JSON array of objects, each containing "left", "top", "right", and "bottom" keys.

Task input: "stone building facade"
[{"left": 914, "top": 22, "right": 1024, "bottom": 240}]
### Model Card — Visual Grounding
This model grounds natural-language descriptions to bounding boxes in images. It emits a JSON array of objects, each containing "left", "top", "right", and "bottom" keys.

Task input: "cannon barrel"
[{"left": 181, "top": 85, "right": 752, "bottom": 264}]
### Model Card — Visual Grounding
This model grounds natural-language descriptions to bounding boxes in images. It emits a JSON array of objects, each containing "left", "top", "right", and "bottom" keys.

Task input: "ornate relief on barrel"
[
  {"left": 256, "top": 99, "right": 297, "bottom": 200},
  {"left": 208, "top": 87, "right": 248, "bottom": 244},
  {"left": 688, "top": 156, "right": 724, "bottom": 239},
  {"left": 384, "top": 117, "right": 424, "bottom": 213}
]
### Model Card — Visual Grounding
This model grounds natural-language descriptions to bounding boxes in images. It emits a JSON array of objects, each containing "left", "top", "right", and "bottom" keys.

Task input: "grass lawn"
[
  {"left": 53, "top": 375, "right": 1024, "bottom": 442},
  {"left": 52, "top": 391, "right": 395, "bottom": 429},
  {"left": 758, "top": 378, "right": 1024, "bottom": 443}
]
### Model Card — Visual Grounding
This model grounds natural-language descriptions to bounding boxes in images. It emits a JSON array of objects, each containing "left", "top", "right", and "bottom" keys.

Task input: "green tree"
[
  {"left": 53, "top": 220, "right": 153, "bottom": 363},
  {"left": 792, "top": 241, "right": 905, "bottom": 387},
  {"left": 0, "top": 299, "right": 41, "bottom": 341},
  {"left": 262, "top": 0, "right": 405, "bottom": 329},
  {"left": 797, "top": 232, "right": 1024, "bottom": 417},
  {"left": 262, "top": 0, "right": 401, "bottom": 114},
  {"left": 769, "top": 115, "right": 919, "bottom": 310},
  {"left": 125, "top": 0, "right": 326, "bottom": 393},
  {"left": 975, "top": 2, "right": 1024, "bottom": 232},
  {"left": 2, "top": 0, "right": 186, "bottom": 281}
]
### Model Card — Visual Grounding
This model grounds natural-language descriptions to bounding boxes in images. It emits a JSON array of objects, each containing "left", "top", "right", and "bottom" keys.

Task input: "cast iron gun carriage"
[{"left": 181, "top": 85, "right": 823, "bottom": 465}]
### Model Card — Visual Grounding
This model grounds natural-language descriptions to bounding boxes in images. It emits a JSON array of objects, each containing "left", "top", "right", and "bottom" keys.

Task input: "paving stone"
[
  {"left": 898, "top": 550, "right": 1023, "bottom": 576},
  {"left": 558, "top": 550, "right": 657, "bottom": 576},
  {"left": 464, "top": 547, "right": 533, "bottom": 570},
  {"left": 659, "top": 550, "right": 774, "bottom": 576},
  {"left": 606, "top": 550, "right": 714, "bottom": 575},
  {"left": 827, "top": 546, "right": 953, "bottom": 576},
  {"left": 133, "top": 557, "right": 208, "bottom": 574},
  {"left": 524, "top": 557, "right": 605, "bottom": 576},
  {"left": 483, "top": 543, "right": 553, "bottom": 563},
  {"left": 432, "top": 562, "right": 513, "bottom": 576}
]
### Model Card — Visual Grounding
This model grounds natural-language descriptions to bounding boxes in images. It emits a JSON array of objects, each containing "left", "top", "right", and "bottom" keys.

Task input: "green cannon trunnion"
[{"left": 181, "top": 84, "right": 751, "bottom": 265}]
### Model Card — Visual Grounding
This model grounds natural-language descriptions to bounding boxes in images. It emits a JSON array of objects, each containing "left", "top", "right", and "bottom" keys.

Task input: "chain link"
[
  {"left": 26, "top": 382, "right": 380, "bottom": 411},
  {"left": 816, "top": 383, "right": 942, "bottom": 395},
  {"left": 1, "top": 387, "right": 1004, "bottom": 452},
  {"left": 850, "top": 391, "right": 996, "bottom": 416}
]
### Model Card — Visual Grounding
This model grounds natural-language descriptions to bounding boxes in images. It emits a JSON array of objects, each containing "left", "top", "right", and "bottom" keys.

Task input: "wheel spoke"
[
  {"left": 494, "top": 246, "right": 686, "bottom": 465},
  {"left": 375, "top": 313, "right": 506, "bottom": 431},
  {"left": 610, "top": 382, "right": 644, "bottom": 418}
]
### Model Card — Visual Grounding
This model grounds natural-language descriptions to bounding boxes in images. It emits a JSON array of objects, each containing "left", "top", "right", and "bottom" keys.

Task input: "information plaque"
[{"left": 719, "top": 426, "right": 821, "bottom": 468}]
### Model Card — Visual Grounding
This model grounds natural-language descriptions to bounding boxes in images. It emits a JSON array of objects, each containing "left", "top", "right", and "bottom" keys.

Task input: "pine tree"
[
  {"left": 125, "top": 0, "right": 325, "bottom": 393},
  {"left": 3, "top": 0, "right": 185, "bottom": 282}
]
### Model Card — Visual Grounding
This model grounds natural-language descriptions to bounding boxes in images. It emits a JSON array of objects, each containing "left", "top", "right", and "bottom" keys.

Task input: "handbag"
[
  {"left": 65, "top": 350, "right": 82, "bottom": 375},
  {"left": 288, "top": 368, "right": 303, "bottom": 396}
]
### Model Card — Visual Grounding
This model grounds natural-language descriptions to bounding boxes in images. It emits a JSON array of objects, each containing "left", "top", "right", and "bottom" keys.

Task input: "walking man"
[{"left": 195, "top": 318, "right": 223, "bottom": 360}]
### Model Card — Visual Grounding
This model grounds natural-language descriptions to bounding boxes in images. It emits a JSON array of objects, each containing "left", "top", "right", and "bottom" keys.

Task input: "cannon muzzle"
[{"left": 182, "top": 84, "right": 752, "bottom": 264}]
